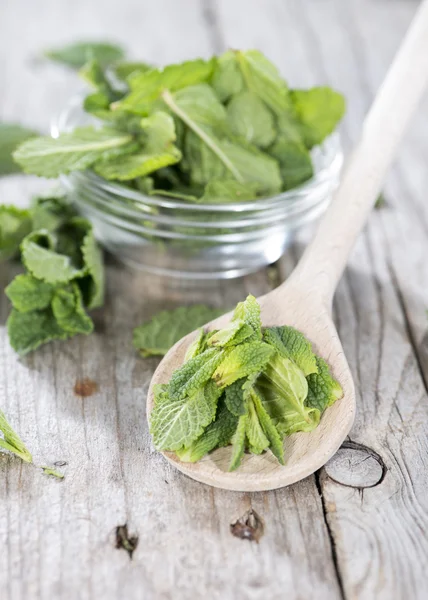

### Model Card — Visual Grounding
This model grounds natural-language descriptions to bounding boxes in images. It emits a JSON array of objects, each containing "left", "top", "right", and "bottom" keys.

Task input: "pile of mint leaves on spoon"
[
  {"left": 150, "top": 295, "right": 342, "bottom": 470},
  {"left": 13, "top": 50, "right": 345, "bottom": 200}
]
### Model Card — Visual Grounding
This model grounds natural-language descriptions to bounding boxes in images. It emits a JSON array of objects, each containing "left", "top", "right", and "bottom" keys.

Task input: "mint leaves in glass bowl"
[{"left": 14, "top": 51, "right": 345, "bottom": 279}]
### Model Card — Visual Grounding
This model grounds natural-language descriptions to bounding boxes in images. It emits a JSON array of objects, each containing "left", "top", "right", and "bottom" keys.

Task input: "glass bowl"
[{"left": 54, "top": 96, "right": 343, "bottom": 280}]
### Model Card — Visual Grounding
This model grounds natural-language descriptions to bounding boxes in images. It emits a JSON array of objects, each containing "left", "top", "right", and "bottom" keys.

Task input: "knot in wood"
[{"left": 324, "top": 441, "right": 385, "bottom": 488}]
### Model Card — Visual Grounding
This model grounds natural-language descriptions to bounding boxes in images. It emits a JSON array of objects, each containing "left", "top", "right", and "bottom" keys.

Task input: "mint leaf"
[
  {"left": 291, "top": 87, "right": 346, "bottom": 148},
  {"left": 263, "top": 325, "right": 318, "bottom": 376},
  {"left": 176, "top": 399, "right": 238, "bottom": 462},
  {"left": 246, "top": 393, "right": 270, "bottom": 454},
  {"left": 7, "top": 308, "right": 69, "bottom": 355},
  {"left": 112, "top": 61, "right": 151, "bottom": 82},
  {"left": 251, "top": 390, "right": 284, "bottom": 465},
  {"left": 0, "top": 409, "right": 32, "bottom": 463},
  {"left": 13, "top": 127, "right": 136, "bottom": 178},
  {"left": 44, "top": 41, "right": 125, "bottom": 69},
  {"left": 213, "top": 341, "right": 275, "bottom": 388},
  {"left": 31, "top": 192, "right": 76, "bottom": 232},
  {"left": 225, "top": 378, "right": 249, "bottom": 417},
  {"left": 42, "top": 466, "right": 64, "bottom": 479},
  {"left": 133, "top": 304, "right": 223, "bottom": 357},
  {"left": 21, "top": 231, "right": 83, "bottom": 283},
  {"left": 169, "top": 348, "right": 225, "bottom": 400},
  {"left": 52, "top": 283, "right": 94, "bottom": 335},
  {"left": 5, "top": 275, "right": 55, "bottom": 313},
  {"left": 232, "top": 294, "right": 262, "bottom": 339},
  {"left": 150, "top": 381, "right": 221, "bottom": 451},
  {"left": 119, "top": 59, "right": 214, "bottom": 114},
  {"left": 229, "top": 414, "right": 247, "bottom": 471},
  {"left": 200, "top": 179, "right": 259, "bottom": 204},
  {"left": 0, "top": 205, "right": 32, "bottom": 260},
  {"left": 80, "top": 226, "right": 105, "bottom": 309},
  {"left": 269, "top": 137, "right": 313, "bottom": 190},
  {"left": 0, "top": 123, "right": 38, "bottom": 176},
  {"left": 226, "top": 91, "right": 276, "bottom": 148},
  {"left": 212, "top": 51, "right": 244, "bottom": 102},
  {"left": 306, "top": 356, "right": 343, "bottom": 413}
]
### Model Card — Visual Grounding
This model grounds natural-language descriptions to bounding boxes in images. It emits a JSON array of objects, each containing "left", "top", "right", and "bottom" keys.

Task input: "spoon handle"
[{"left": 287, "top": 0, "right": 428, "bottom": 307}]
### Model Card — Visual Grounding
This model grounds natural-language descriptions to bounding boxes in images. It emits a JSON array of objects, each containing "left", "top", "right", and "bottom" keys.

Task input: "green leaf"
[
  {"left": 112, "top": 61, "right": 151, "bottom": 81},
  {"left": 169, "top": 348, "right": 225, "bottom": 400},
  {"left": 150, "top": 381, "right": 221, "bottom": 451},
  {"left": 229, "top": 414, "right": 247, "bottom": 471},
  {"left": 176, "top": 399, "right": 238, "bottom": 462},
  {"left": 263, "top": 325, "right": 318, "bottom": 376},
  {"left": 212, "top": 50, "right": 244, "bottom": 102},
  {"left": 42, "top": 466, "right": 65, "bottom": 479},
  {"left": 0, "top": 205, "right": 32, "bottom": 261},
  {"left": 232, "top": 294, "right": 262, "bottom": 339},
  {"left": 31, "top": 192, "right": 76, "bottom": 232},
  {"left": 251, "top": 390, "right": 284, "bottom": 464},
  {"left": 291, "top": 87, "right": 345, "bottom": 148},
  {"left": 0, "top": 409, "right": 32, "bottom": 463},
  {"left": 225, "top": 378, "right": 249, "bottom": 417},
  {"left": 44, "top": 41, "right": 125, "bottom": 69},
  {"left": 0, "top": 122, "right": 38, "bottom": 176},
  {"left": 51, "top": 283, "right": 94, "bottom": 335},
  {"left": 5, "top": 274, "right": 55, "bottom": 313},
  {"left": 235, "top": 50, "right": 291, "bottom": 115},
  {"left": 171, "top": 84, "right": 228, "bottom": 129},
  {"left": 80, "top": 226, "right": 105, "bottom": 309},
  {"left": 306, "top": 356, "right": 343, "bottom": 413},
  {"left": 95, "top": 112, "right": 181, "bottom": 180},
  {"left": 246, "top": 394, "right": 270, "bottom": 454},
  {"left": 213, "top": 341, "right": 275, "bottom": 388},
  {"left": 119, "top": 59, "right": 215, "bottom": 114},
  {"left": 7, "top": 308, "right": 69, "bottom": 355},
  {"left": 133, "top": 304, "right": 223, "bottom": 357},
  {"left": 200, "top": 179, "right": 259, "bottom": 204},
  {"left": 226, "top": 91, "right": 276, "bottom": 148},
  {"left": 13, "top": 127, "right": 136, "bottom": 178},
  {"left": 21, "top": 231, "right": 82, "bottom": 284},
  {"left": 269, "top": 137, "right": 313, "bottom": 190},
  {"left": 207, "top": 320, "right": 254, "bottom": 349}
]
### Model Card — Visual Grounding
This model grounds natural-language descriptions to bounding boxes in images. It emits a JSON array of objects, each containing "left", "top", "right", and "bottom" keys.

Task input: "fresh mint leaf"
[
  {"left": 251, "top": 390, "right": 284, "bottom": 464},
  {"left": 119, "top": 59, "right": 214, "bottom": 114},
  {"left": 225, "top": 378, "right": 249, "bottom": 417},
  {"left": 44, "top": 41, "right": 125, "bottom": 69},
  {"left": 95, "top": 112, "right": 181, "bottom": 180},
  {"left": 269, "top": 137, "right": 313, "bottom": 190},
  {"left": 80, "top": 225, "right": 105, "bottom": 309},
  {"left": 306, "top": 356, "right": 343, "bottom": 413},
  {"left": 246, "top": 393, "right": 270, "bottom": 454},
  {"left": 150, "top": 381, "right": 221, "bottom": 451},
  {"left": 21, "top": 231, "right": 83, "bottom": 283},
  {"left": 112, "top": 61, "right": 151, "bottom": 82},
  {"left": 226, "top": 91, "right": 276, "bottom": 148},
  {"left": 31, "top": 192, "right": 76, "bottom": 232},
  {"left": 263, "top": 325, "right": 318, "bottom": 376},
  {"left": 0, "top": 205, "right": 32, "bottom": 260},
  {"left": 200, "top": 179, "right": 259, "bottom": 204},
  {"left": 169, "top": 348, "right": 225, "bottom": 401},
  {"left": 133, "top": 304, "right": 223, "bottom": 357},
  {"left": 291, "top": 87, "right": 346, "bottom": 148},
  {"left": 212, "top": 51, "right": 244, "bottom": 102},
  {"left": 232, "top": 294, "right": 262, "bottom": 339},
  {"left": 0, "top": 123, "right": 38, "bottom": 176},
  {"left": 213, "top": 341, "right": 275, "bottom": 388},
  {"left": 5, "top": 274, "right": 55, "bottom": 313},
  {"left": 229, "top": 413, "right": 247, "bottom": 471},
  {"left": 0, "top": 409, "right": 32, "bottom": 463},
  {"left": 13, "top": 127, "right": 136, "bottom": 178},
  {"left": 42, "top": 466, "right": 64, "bottom": 479},
  {"left": 51, "top": 283, "right": 94, "bottom": 335},
  {"left": 176, "top": 399, "right": 238, "bottom": 462},
  {"left": 7, "top": 308, "right": 69, "bottom": 355}
]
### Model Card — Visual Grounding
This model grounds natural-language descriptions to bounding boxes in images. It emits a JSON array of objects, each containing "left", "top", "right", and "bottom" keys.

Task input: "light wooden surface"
[{"left": 1, "top": 0, "right": 428, "bottom": 598}]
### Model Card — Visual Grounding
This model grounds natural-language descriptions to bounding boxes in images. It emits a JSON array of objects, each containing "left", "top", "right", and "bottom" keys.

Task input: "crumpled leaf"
[
  {"left": 0, "top": 205, "right": 32, "bottom": 261},
  {"left": 0, "top": 122, "right": 38, "bottom": 176},
  {"left": 169, "top": 348, "right": 225, "bottom": 400},
  {"left": 13, "top": 127, "right": 136, "bottom": 178},
  {"left": 51, "top": 283, "right": 94, "bottom": 335},
  {"left": 306, "top": 356, "right": 343, "bottom": 412},
  {"left": 133, "top": 304, "right": 223, "bottom": 357},
  {"left": 44, "top": 40, "right": 125, "bottom": 69},
  {"left": 5, "top": 274, "right": 55, "bottom": 313},
  {"left": 21, "top": 231, "right": 83, "bottom": 284},
  {"left": 150, "top": 381, "right": 221, "bottom": 451},
  {"left": 213, "top": 341, "right": 275, "bottom": 388},
  {"left": 0, "top": 409, "right": 32, "bottom": 463}
]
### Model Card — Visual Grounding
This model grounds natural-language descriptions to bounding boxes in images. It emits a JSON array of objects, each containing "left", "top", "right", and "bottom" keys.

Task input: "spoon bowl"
[{"left": 147, "top": 287, "right": 355, "bottom": 491}]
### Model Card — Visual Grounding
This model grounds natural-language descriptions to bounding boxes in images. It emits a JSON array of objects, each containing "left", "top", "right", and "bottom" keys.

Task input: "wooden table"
[{"left": 1, "top": 1, "right": 428, "bottom": 598}]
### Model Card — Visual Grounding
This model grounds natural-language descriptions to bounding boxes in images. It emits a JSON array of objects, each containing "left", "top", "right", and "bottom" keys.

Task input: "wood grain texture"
[{"left": 1, "top": 0, "right": 428, "bottom": 598}]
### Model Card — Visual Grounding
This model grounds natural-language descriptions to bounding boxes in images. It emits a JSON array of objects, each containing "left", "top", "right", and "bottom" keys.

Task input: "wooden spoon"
[{"left": 147, "top": 1, "right": 428, "bottom": 491}]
